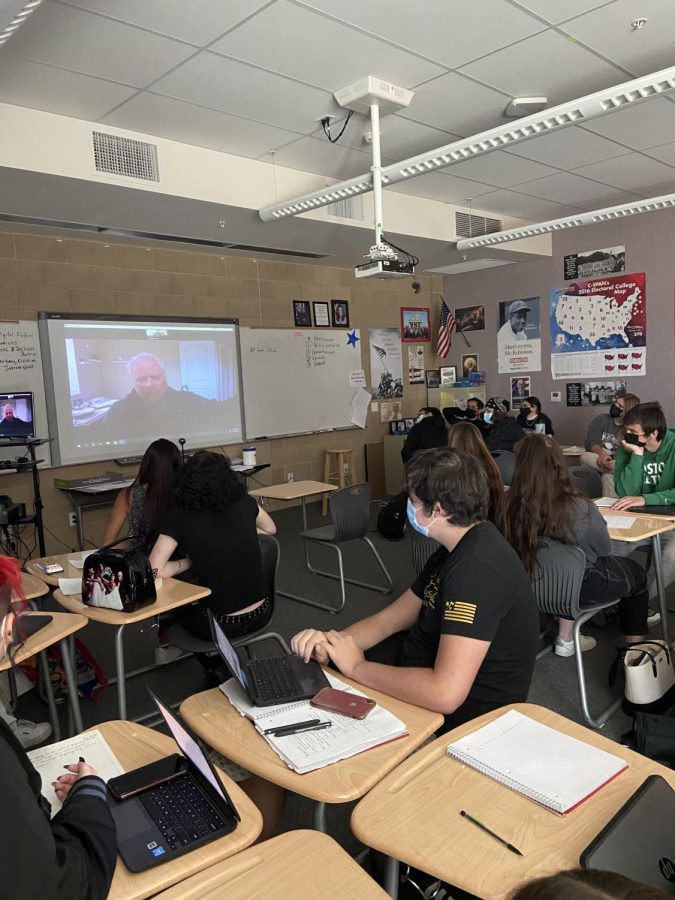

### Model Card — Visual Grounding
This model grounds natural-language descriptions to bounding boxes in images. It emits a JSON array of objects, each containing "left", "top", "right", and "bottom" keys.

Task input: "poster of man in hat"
[{"left": 497, "top": 297, "right": 541, "bottom": 373}]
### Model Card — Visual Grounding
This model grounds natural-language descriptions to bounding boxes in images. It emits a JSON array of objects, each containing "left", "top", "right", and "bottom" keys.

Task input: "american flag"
[
  {"left": 373, "top": 345, "right": 387, "bottom": 359},
  {"left": 436, "top": 300, "right": 456, "bottom": 358}
]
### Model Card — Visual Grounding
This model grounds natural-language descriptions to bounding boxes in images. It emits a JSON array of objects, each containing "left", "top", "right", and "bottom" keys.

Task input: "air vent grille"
[
  {"left": 92, "top": 131, "right": 160, "bottom": 182},
  {"left": 455, "top": 212, "right": 501, "bottom": 238},
  {"left": 324, "top": 195, "right": 365, "bottom": 222}
]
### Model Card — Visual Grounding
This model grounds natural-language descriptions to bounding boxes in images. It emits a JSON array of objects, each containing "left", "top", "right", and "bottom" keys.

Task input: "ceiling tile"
[
  {"left": 511, "top": 0, "right": 616, "bottom": 25},
  {"left": 518, "top": 171, "right": 633, "bottom": 204},
  {"left": 267, "top": 135, "right": 377, "bottom": 180},
  {"left": 561, "top": 0, "right": 675, "bottom": 74},
  {"left": 400, "top": 72, "right": 512, "bottom": 137},
  {"left": 104, "top": 93, "right": 300, "bottom": 158},
  {"left": 389, "top": 171, "right": 496, "bottom": 203},
  {"left": 444, "top": 151, "right": 558, "bottom": 188},
  {"left": 631, "top": 180, "right": 675, "bottom": 199},
  {"left": 643, "top": 141, "right": 675, "bottom": 166},
  {"left": 470, "top": 188, "right": 584, "bottom": 219},
  {"left": 0, "top": 56, "right": 136, "bottom": 120},
  {"left": 61, "top": 0, "right": 271, "bottom": 46},
  {"left": 209, "top": 1, "right": 445, "bottom": 92},
  {"left": 152, "top": 52, "right": 333, "bottom": 133},
  {"left": 573, "top": 152, "right": 675, "bottom": 190},
  {"left": 3, "top": 2, "right": 195, "bottom": 87},
  {"left": 582, "top": 98, "right": 675, "bottom": 151},
  {"left": 295, "top": 0, "right": 545, "bottom": 68},
  {"left": 459, "top": 30, "right": 626, "bottom": 106},
  {"left": 322, "top": 114, "right": 461, "bottom": 161},
  {"left": 573, "top": 189, "right": 643, "bottom": 210},
  {"left": 508, "top": 126, "right": 629, "bottom": 168}
]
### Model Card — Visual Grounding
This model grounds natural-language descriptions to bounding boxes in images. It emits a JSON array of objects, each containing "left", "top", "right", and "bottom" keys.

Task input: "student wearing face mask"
[
  {"left": 483, "top": 397, "right": 525, "bottom": 452},
  {"left": 610, "top": 402, "right": 675, "bottom": 615},
  {"left": 292, "top": 448, "right": 538, "bottom": 733},
  {"left": 400, "top": 406, "right": 448, "bottom": 463},
  {"left": 516, "top": 396, "right": 554, "bottom": 435},
  {"left": 580, "top": 392, "right": 640, "bottom": 496},
  {"left": 0, "top": 556, "right": 116, "bottom": 899}
]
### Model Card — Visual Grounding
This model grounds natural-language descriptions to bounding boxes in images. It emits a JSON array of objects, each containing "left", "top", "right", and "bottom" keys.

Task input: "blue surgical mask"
[
  {"left": 483, "top": 410, "right": 493, "bottom": 424},
  {"left": 407, "top": 499, "right": 433, "bottom": 537}
]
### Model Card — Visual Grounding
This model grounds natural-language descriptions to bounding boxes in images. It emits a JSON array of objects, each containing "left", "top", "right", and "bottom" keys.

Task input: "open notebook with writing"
[
  {"left": 221, "top": 673, "right": 407, "bottom": 774},
  {"left": 447, "top": 709, "right": 628, "bottom": 815}
]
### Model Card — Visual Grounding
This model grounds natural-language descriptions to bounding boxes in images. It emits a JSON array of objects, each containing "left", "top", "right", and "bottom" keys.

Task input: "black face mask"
[
  {"left": 609, "top": 403, "right": 623, "bottom": 418},
  {"left": 467, "top": 408, "right": 477, "bottom": 418}
]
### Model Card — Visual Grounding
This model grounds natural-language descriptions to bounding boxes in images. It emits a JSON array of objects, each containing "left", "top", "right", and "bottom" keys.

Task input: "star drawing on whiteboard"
[{"left": 346, "top": 330, "right": 359, "bottom": 347}]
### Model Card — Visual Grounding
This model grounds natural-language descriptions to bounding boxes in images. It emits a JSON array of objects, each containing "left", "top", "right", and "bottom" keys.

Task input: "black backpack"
[{"left": 377, "top": 491, "right": 407, "bottom": 541}]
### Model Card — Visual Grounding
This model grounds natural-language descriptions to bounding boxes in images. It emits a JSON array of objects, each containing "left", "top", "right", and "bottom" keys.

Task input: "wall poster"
[
  {"left": 497, "top": 297, "right": 541, "bottom": 374},
  {"left": 369, "top": 328, "right": 403, "bottom": 399},
  {"left": 550, "top": 272, "right": 646, "bottom": 380},
  {"left": 563, "top": 245, "right": 625, "bottom": 280}
]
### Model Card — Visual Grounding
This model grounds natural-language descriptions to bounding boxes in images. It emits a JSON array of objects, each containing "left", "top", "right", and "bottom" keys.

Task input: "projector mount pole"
[{"left": 370, "top": 102, "right": 385, "bottom": 254}]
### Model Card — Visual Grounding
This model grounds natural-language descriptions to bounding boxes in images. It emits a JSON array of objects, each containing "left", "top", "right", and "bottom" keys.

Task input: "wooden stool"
[{"left": 322, "top": 449, "right": 354, "bottom": 515}]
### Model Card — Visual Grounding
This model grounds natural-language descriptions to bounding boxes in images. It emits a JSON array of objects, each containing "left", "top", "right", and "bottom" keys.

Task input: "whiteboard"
[
  {"left": 0, "top": 321, "right": 51, "bottom": 466},
  {"left": 241, "top": 328, "right": 362, "bottom": 439}
]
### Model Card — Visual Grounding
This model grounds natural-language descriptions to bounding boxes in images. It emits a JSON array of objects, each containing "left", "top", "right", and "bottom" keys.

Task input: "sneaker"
[
  {"left": 153, "top": 644, "right": 185, "bottom": 666},
  {"left": 647, "top": 607, "right": 661, "bottom": 627},
  {"left": 11, "top": 719, "right": 52, "bottom": 749},
  {"left": 554, "top": 634, "right": 597, "bottom": 657}
]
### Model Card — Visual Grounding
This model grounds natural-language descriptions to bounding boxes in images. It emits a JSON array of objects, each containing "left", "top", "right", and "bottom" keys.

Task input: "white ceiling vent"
[
  {"left": 455, "top": 212, "right": 501, "bottom": 239},
  {"left": 324, "top": 195, "right": 365, "bottom": 223},
  {"left": 92, "top": 131, "right": 160, "bottom": 182}
]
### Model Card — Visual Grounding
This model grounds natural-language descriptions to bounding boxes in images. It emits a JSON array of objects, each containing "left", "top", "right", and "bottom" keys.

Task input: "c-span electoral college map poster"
[{"left": 550, "top": 272, "right": 646, "bottom": 380}]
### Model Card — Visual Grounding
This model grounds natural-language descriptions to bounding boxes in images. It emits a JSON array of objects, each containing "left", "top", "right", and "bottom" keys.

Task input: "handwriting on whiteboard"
[{"left": 0, "top": 326, "right": 38, "bottom": 373}]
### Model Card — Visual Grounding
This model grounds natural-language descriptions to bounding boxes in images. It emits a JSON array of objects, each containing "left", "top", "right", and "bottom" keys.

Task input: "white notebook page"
[{"left": 447, "top": 710, "right": 627, "bottom": 813}]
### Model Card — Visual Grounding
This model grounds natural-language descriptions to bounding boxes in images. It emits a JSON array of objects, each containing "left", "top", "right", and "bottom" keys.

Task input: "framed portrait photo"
[
  {"left": 331, "top": 299, "right": 350, "bottom": 328},
  {"left": 425, "top": 369, "right": 440, "bottom": 388},
  {"left": 400, "top": 307, "right": 430, "bottom": 342},
  {"left": 440, "top": 366, "right": 457, "bottom": 387},
  {"left": 293, "top": 300, "right": 312, "bottom": 327},
  {"left": 312, "top": 301, "right": 330, "bottom": 327}
]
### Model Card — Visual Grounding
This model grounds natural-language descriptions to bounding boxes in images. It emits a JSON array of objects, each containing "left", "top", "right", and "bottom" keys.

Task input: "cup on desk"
[
  {"left": 534, "top": 423, "right": 546, "bottom": 434},
  {"left": 242, "top": 447, "right": 257, "bottom": 466}
]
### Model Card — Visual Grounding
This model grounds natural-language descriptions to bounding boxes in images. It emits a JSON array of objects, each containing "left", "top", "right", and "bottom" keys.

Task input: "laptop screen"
[
  {"left": 210, "top": 615, "right": 249, "bottom": 690},
  {"left": 153, "top": 694, "right": 228, "bottom": 804}
]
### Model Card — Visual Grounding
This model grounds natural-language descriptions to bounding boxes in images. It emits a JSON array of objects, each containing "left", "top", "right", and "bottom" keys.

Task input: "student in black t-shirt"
[
  {"left": 150, "top": 450, "right": 277, "bottom": 643},
  {"left": 292, "top": 447, "right": 539, "bottom": 732}
]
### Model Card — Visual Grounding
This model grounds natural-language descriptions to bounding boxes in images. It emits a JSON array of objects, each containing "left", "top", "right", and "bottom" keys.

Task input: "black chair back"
[
  {"left": 568, "top": 465, "right": 603, "bottom": 498},
  {"left": 490, "top": 450, "right": 515, "bottom": 485},
  {"left": 259, "top": 533, "right": 280, "bottom": 607},
  {"left": 329, "top": 483, "right": 371, "bottom": 541}
]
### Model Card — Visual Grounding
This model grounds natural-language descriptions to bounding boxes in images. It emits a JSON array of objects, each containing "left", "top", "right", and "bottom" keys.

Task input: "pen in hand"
[{"left": 460, "top": 810, "right": 523, "bottom": 856}]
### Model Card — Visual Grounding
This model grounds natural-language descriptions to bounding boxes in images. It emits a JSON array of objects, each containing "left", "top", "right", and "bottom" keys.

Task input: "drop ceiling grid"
[{"left": 0, "top": 0, "right": 671, "bottom": 219}]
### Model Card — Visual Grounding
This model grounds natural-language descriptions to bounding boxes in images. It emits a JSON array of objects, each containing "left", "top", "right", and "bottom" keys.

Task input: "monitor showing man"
[{"left": 0, "top": 392, "right": 34, "bottom": 439}]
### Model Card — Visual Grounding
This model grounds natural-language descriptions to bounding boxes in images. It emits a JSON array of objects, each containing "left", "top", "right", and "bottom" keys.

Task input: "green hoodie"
[{"left": 614, "top": 427, "right": 675, "bottom": 505}]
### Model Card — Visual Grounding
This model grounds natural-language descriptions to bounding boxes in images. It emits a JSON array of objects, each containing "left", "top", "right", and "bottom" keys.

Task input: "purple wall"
[{"left": 443, "top": 207, "right": 675, "bottom": 445}]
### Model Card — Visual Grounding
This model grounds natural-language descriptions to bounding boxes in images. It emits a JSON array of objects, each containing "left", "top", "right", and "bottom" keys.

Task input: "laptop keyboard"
[
  {"left": 139, "top": 777, "right": 225, "bottom": 850},
  {"left": 248, "top": 655, "right": 301, "bottom": 701}
]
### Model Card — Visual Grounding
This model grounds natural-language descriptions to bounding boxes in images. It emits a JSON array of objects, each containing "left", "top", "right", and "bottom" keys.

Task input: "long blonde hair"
[{"left": 447, "top": 421, "right": 503, "bottom": 521}]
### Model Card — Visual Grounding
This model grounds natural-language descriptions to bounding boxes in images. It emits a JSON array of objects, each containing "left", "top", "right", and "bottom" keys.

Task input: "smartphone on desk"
[
  {"left": 108, "top": 753, "right": 187, "bottom": 801},
  {"left": 311, "top": 687, "right": 376, "bottom": 719},
  {"left": 36, "top": 563, "right": 64, "bottom": 574}
]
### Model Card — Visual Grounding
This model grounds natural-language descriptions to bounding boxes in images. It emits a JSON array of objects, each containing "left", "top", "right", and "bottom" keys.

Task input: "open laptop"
[
  {"left": 109, "top": 690, "right": 240, "bottom": 873},
  {"left": 209, "top": 611, "right": 330, "bottom": 706},
  {"left": 580, "top": 775, "right": 675, "bottom": 894}
]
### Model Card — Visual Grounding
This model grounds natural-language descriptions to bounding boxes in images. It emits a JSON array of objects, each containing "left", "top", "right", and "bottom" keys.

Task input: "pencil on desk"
[{"left": 460, "top": 809, "right": 523, "bottom": 856}]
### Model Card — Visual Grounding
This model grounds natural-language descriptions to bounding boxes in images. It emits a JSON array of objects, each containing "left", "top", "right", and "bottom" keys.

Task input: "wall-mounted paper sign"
[{"left": 349, "top": 369, "right": 366, "bottom": 387}]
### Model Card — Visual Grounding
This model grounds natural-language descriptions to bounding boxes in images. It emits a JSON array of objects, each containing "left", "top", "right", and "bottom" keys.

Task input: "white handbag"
[{"left": 623, "top": 640, "right": 675, "bottom": 706}]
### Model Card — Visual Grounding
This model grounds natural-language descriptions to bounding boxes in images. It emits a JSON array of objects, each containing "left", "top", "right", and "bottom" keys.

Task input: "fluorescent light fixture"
[
  {"left": 455, "top": 192, "right": 675, "bottom": 251},
  {"left": 0, "top": 0, "right": 44, "bottom": 46},
  {"left": 259, "top": 65, "right": 675, "bottom": 222}
]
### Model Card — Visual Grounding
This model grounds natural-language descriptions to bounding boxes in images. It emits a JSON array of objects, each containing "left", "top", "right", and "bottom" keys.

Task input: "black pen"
[
  {"left": 264, "top": 718, "right": 321, "bottom": 735},
  {"left": 460, "top": 810, "right": 523, "bottom": 856},
  {"left": 265, "top": 720, "right": 332, "bottom": 737}
]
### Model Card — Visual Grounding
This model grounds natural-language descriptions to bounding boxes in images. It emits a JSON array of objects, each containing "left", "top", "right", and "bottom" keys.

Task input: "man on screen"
[
  {"left": 101, "top": 352, "right": 235, "bottom": 437},
  {"left": 0, "top": 404, "right": 29, "bottom": 434}
]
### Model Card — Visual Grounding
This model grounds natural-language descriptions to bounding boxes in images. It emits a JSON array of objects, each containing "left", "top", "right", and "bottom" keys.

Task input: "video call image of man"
[
  {"left": 0, "top": 404, "right": 29, "bottom": 434},
  {"left": 100, "top": 352, "right": 236, "bottom": 437}
]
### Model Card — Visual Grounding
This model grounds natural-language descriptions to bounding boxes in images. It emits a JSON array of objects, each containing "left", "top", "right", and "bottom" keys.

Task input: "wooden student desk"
[
  {"left": 249, "top": 479, "right": 338, "bottom": 609},
  {"left": 601, "top": 510, "right": 675, "bottom": 646},
  {"left": 154, "top": 830, "right": 388, "bottom": 899},
  {"left": 180, "top": 680, "right": 443, "bottom": 832},
  {"left": 351, "top": 703, "right": 675, "bottom": 900},
  {"left": 28, "top": 551, "right": 211, "bottom": 720},
  {"left": 97, "top": 720, "right": 262, "bottom": 900},
  {"left": 1, "top": 609, "right": 87, "bottom": 739}
]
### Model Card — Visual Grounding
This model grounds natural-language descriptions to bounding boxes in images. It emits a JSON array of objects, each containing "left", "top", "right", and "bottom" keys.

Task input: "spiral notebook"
[{"left": 447, "top": 710, "right": 628, "bottom": 815}]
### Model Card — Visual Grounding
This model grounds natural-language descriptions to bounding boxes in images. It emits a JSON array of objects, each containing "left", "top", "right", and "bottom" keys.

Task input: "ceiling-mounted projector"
[{"left": 354, "top": 243, "right": 415, "bottom": 279}]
